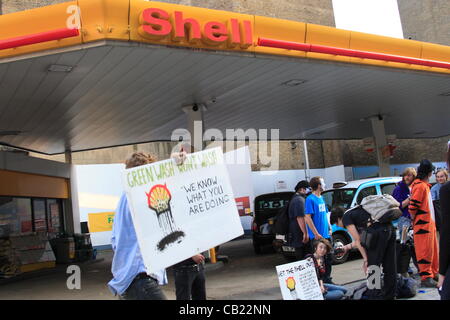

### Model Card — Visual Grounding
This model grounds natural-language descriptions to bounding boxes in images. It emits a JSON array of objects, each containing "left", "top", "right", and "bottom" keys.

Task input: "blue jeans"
[
  {"left": 323, "top": 283, "right": 347, "bottom": 300},
  {"left": 397, "top": 216, "right": 411, "bottom": 237}
]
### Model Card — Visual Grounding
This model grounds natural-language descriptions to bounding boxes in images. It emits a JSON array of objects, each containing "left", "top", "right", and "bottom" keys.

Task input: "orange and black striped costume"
[{"left": 408, "top": 179, "right": 439, "bottom": 281}]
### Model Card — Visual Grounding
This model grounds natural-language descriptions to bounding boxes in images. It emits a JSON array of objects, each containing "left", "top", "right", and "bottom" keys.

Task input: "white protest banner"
[
  {"left": 123, "top": 147, "right": 244, "bottom": 273},
  {"left": 276, "top": 258, "right": 324, "bottom": 300}
]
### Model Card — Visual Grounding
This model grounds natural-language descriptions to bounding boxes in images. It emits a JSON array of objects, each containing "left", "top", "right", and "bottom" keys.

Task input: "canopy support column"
[
  {"left": 64, "top": 150, "right": 78, "bottom": 234},
  {"left": 183, "top": 104, "right": 218, "bottom": 263},
  {"left": 303, "top": 140, "right": 311, "bottom": 181},
  {"left": 182, "top": 104, "right": 205, "bottom": 153},
  {"left": 370, "top": 115, "right": 390, "bottom": 177}
]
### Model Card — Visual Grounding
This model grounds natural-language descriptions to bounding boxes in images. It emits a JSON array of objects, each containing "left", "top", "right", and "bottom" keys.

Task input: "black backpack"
[
  {"left": 395, "top": 274, "right": 417, "bottom": 299},
  {"left": 347, "top": 282, "right": 369, "bottom": 300},
  {"left": 274, "top": 195, "right": 297, "bottom": 235}
]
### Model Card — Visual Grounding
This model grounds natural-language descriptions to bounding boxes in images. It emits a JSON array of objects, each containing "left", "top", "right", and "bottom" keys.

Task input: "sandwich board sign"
[
  {"left": 123, "top": 147, "right": 244, "bottom": 273},
  {"left": 276, "top": 258, "right": 324, "bottom": 300}
]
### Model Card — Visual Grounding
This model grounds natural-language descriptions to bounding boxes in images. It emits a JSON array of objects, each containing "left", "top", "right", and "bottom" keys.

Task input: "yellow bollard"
[{"left": 209, "top": 247, "right": 217, "bottom": 264}]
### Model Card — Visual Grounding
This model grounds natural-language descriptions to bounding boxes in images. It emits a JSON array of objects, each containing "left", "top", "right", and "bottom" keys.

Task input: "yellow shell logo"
[
  {"left": 146, "top": 184, "right": 172, "bottom": 213},
  {"left": 145, "top": 183, "right": 185, "bottom": 251},
  {"left": 286, "top": 277, "right": 296, "bottom": 291}
]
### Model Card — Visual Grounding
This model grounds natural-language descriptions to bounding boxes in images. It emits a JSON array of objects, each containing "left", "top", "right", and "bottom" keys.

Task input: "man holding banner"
[
  {"left": 108, "top": 152, "right": 168, "bottom": 300},
  {"left": 108, "top": 147, "right": 243, "bottom": 300}
]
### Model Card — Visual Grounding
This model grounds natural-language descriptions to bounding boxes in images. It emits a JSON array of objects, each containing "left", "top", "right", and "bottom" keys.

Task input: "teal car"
[
  {"left": 280, "top": 177, "right": 401, "bottom": 263},
  {"left": 323, "top": 177, "right": 402, "bottom": 264}
]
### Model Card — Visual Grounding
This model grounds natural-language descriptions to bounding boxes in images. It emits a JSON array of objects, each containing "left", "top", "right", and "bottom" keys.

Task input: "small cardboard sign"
[{"left": 276, "top": 258, "right": 324, "bottom": 300}]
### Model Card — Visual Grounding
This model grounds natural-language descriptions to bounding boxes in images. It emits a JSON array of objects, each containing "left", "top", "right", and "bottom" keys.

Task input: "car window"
[
  {"left": 257, "top": 199, "right": 289, "bottom": 210},
  {"left": 380, "top": 183, "right": 396, "bottom": 195},
  {"left": 356, "top": 186, "right": 377, "bottom": 204},
  {"left": 322, "top": 189, "right": 356, "bottom": 210},
  {"left": 272, "top": 201, "right": 281, "bottom": 208}
]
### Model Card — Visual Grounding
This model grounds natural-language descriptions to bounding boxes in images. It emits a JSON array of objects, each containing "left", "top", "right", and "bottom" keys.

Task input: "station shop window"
[
  {"left": 0, "top": 197, "right": 64, "bottom": 238},
  {"left": 47, "top": 199, "right": 63, "bottom": 236},
  {"left": 0, "top": 197, "right": 32, "bottom": 236},
  {"left": 32, "top": 199, "right": 47, "bottom": 232}
]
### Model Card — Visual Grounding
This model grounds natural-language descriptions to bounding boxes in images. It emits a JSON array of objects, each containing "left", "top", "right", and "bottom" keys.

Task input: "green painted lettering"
[
  {"left": 132, "top": 171, "right": 140, "bottom": 187},
  {"left": 144, "top": 167, "right": 154, "bottom": 183},
  {"left": 127, "top": 172, "right": 134, "bottom": 187}
]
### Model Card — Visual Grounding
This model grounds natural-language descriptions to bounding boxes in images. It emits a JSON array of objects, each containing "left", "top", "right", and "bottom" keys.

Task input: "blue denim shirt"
[
  {"left": 431, "top": 183, "right": 442, "bottom": 201},
  {"left": 108, "top": 193, "right": 167, "bottom": 296}
]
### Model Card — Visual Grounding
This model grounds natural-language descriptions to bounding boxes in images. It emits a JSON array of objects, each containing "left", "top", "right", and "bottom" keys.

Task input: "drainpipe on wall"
[{"left": 303, "top": 140, "right": 311, "bottom": 181}]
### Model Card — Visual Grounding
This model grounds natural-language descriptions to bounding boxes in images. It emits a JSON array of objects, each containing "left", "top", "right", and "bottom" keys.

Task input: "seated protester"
[
  {"left": 338, "top": 203, "right": 401, "bottom": 300},
  {"left": 306, "top": 239, "right": 347, "bottom": 300}
]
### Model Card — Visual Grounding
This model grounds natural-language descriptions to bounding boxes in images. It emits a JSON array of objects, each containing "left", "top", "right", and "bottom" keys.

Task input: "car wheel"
[{"left": 332, "top": 234, "right": 350, "bottom": 265}]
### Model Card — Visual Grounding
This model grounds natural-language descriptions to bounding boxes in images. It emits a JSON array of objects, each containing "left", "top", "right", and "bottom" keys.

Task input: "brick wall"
[
  {"left": 159, "top": 0, "right": 335, "bottom": 26},
  {"left": 1, "top": 0, "right": 70, "bottom": 14},
  {"left": 322, "top": 136, "right": 450, "bottom": 167},
  {"left": 398, "top": 0, "right": 450, "bottom": 46},
  {"left": 1, "top": 0, "right": 335, "bottom": 26}
]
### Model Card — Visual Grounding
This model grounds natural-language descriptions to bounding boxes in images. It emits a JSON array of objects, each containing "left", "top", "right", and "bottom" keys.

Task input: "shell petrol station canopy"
[{"left": 0, "top": 0, "right": 449, "bottom": 155}]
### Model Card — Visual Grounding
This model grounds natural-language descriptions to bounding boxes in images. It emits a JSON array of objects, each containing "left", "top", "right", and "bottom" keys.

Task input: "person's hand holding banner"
[
  {"left": 171, "top": 147, "right": 188, "bottom": 166},
  {"left": 192, "top": 254, "right": 205, "bottom": 264}
]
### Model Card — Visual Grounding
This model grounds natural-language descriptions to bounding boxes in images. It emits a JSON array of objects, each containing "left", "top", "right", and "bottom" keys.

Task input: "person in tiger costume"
[{"left": 409, "top": 159, "right": 439, "bottom": 288}]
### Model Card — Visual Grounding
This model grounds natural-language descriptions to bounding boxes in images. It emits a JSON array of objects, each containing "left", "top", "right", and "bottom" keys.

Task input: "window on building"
[
  {"left": 32, "top": 199, "right": 47, "bottom": 232},
  {"left": 0, "top": 197, "right": 33, "bottom": 236},
  {"left": 0, "top": 197, "right": 64, "bottom": 237},
  {"left": 47, "top": 199, "right": 63, "bottom": 235}
]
